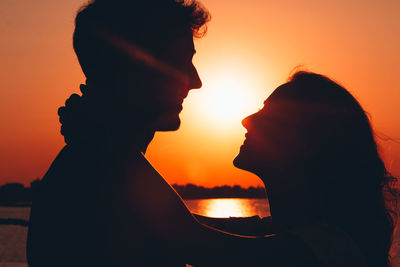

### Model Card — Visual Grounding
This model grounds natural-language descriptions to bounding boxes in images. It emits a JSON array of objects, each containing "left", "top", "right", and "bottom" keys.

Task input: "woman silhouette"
[{"left": 231, "top": 71, "right": 398, "bottom": 267}]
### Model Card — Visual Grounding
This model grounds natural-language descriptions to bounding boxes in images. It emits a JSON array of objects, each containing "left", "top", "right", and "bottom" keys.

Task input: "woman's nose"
[
  {"left": 242, "top": 110, "right": 264, "bottom": 130},
  {"left": 242, "top": 114, "right": 254, "bottom": 129}
]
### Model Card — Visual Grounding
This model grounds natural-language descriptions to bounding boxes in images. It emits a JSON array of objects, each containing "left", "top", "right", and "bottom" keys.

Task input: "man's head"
[{"left": 73, "top": 0, "right": 210, "bottom": 131}]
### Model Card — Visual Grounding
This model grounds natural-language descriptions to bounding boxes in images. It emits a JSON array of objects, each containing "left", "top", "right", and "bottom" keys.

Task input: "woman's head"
[
  {"left": 234, "top": 71, "right": 398, "bottom": 266},
  {"left": 235, "top": 71, "right": 374, "bottom": 176}
]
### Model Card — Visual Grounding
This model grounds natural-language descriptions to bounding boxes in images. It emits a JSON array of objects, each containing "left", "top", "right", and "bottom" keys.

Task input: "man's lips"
[
  {"left": 158, "top": 88, "right": 189, "bottom": 113},
  {"left": 181, "top": 91, "right": 189, "bottom": 100},
  {"left": 162, "top": 102, "right": 183, "bottom": 113}
]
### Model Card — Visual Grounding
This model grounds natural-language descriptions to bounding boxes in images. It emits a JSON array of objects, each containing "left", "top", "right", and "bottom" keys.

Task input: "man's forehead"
[{"left": 170, "top": 33, "right": 195, "bottom": 53}]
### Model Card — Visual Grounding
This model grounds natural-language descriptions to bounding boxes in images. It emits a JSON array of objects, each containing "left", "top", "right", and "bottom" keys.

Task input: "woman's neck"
[{"left": 261, "top": 172, "right": 322, "bottom": 230}]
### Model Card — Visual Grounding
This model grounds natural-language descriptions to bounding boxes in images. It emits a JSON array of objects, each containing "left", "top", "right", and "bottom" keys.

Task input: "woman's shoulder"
[{"left": 287, "top": 223, "right": 367, "bottom": 267}]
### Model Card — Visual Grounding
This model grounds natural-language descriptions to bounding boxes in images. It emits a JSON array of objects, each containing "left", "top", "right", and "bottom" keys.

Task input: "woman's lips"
[
  {"left": 244, "top": 133, "right": 251, "bottom": 144},
  {"left": 242, "top": 134, "right": 256, "bottom": 148}
]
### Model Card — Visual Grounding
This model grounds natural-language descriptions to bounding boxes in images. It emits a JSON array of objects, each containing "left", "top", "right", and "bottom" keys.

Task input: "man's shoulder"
[{"left": 39, "top": 144, "right": 100, "bottom": 195}]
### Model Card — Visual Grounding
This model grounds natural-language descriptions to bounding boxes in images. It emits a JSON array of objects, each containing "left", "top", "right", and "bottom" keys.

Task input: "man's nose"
[{"left": 188, "top": 65, "right": 202, "bottom": 89}]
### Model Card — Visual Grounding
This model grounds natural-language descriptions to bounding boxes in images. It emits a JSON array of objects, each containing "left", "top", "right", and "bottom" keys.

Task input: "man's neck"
[{"left": 99, "top": 124, "right": 155, "bottom": 155}]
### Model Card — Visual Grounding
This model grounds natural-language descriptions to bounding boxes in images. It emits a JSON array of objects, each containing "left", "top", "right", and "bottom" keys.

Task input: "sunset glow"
[
  {"left": 191, "top": 67, "right": 262, "bottom": 128},
  {"left": 201, "top": 79, "right": 252, "bottom": 125}
]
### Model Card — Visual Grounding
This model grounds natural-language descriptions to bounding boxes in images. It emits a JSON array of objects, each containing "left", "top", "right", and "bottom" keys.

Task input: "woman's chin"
[{"left": 233, "top": 152, "right": 252, "bottom": 172}]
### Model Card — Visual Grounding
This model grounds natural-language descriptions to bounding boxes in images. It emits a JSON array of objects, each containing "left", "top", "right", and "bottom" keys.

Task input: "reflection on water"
[
  {"left": 0, "top": 207, "right": 30, "bottom": 221},
  {"left": 185, "top": 198, "right": 270, "bottom": 218}
]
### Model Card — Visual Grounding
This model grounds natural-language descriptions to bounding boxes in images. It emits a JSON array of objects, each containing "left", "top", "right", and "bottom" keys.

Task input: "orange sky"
[{"left": 1, "top": 0, "right": 399, "bottom": 187}]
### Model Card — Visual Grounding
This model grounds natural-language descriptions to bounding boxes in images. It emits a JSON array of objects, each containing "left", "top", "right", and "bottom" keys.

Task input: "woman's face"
[{"left": 234, "top": 83, "right": 308, "bottom": 176}]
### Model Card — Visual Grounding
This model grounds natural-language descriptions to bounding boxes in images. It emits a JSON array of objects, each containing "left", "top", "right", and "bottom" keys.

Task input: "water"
[
  {"left": 186, "top": 198, "right": 270, "bottom": 218},
  {"left": 0, "top": 200, "right": 399, "bottom": 267},
  {"left": 0, "top": 207, "right": 30, "bottom": 265},
  {"left": 0, "top": 207, "right": 30, "bottom": 221}
]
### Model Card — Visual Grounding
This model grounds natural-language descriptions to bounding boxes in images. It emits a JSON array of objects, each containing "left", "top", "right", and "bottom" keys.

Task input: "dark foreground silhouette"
[{"left": 26, "top": 0, "right": 397, "bottom": 267}]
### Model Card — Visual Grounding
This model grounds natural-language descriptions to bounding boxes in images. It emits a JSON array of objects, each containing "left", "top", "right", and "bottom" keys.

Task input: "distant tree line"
[
  {"left": 0, "top": 179, "right": 40, "bottom": 205},
  {"left": 172, "top": 184, "right": 266, "bottom": 199},
  {"left": 0, "top": 180, "right": 266, "bottom": 205}
]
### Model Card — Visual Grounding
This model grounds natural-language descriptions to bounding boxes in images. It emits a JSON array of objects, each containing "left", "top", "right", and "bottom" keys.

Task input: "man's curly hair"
[{"left": 73, "top": 0, "right": 210, "bottom": 78}]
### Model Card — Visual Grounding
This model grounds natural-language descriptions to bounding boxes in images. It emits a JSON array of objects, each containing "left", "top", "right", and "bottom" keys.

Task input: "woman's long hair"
[{"left": 284, "top": 71, "right": 398, "bottom": 267}]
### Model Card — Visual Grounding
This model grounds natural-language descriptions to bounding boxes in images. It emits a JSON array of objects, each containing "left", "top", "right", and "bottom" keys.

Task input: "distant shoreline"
[
  {"left": 181, "top": 196, "right": 267, "bottom": 200},
  {"left": 0, "top": 195, "right": 268, "bottom": 207},
  {"left": 0, "top": 182, "right": 267, "bottom": 204}
]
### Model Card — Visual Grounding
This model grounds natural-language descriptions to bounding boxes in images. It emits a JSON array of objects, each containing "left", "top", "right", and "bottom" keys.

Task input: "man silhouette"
[{"left": 27, "top": 0, "right": 210, "bottom": 266}]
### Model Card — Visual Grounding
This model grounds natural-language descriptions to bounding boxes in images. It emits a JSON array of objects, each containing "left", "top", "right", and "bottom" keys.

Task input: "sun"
[
  {"left": 188, "top": 69, "right": 263, "bottom": 130},
  {"left": 205, "top": 79, "right": 253, "bottom": 123}
]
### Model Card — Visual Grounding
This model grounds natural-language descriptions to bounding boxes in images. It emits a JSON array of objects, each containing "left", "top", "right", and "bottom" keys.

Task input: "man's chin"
[{"left": 153, "top": 115, "right": 181, "bottom": 131}]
